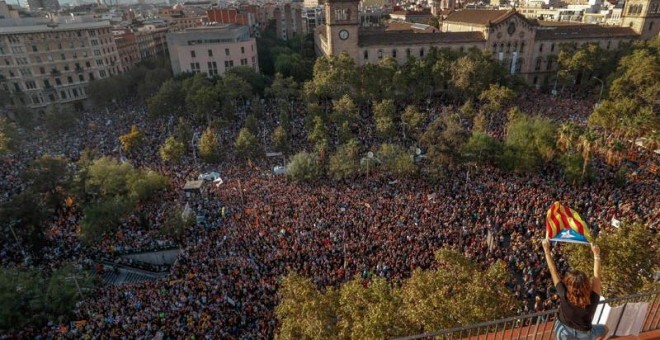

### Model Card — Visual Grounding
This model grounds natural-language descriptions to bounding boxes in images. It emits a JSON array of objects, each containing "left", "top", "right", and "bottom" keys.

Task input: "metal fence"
[{"left": 394, "top": 290, "right": 660, "bottom": 340}]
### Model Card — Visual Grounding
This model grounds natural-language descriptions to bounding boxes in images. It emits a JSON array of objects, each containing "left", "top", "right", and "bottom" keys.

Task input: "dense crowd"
[{"left": 1, "top": 90, "right": 658, "bottom": 338}]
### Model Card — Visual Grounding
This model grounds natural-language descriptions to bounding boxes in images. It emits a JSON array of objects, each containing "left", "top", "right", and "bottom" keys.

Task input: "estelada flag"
[{"left": 546, "top": 201, "right": 593, "bottom": 244}]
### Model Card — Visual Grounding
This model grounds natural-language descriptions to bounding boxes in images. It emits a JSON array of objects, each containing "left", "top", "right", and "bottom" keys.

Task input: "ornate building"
[{"left": 316, "top": 0, "right": 656, "bottom": 85}]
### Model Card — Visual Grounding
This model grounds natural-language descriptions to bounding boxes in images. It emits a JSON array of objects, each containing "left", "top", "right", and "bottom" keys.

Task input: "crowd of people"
[{"left": 0, "top": 89, "right": 658, "bottom": 338}]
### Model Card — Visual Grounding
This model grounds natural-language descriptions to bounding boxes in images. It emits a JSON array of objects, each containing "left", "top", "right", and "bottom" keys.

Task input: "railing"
[{"left": 394, "top": 290, "right": 660, "bottom": 340}]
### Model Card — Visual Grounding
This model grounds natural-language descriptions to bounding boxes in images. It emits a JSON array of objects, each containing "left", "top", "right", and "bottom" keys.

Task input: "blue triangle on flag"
[{"left": 550, "top": 229, "right": 590, "bottom": 244}]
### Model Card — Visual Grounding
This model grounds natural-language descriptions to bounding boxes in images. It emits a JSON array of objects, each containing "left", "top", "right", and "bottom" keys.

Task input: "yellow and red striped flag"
[{"left": 546, "top": 201, "right": 593, "bottom": 244}]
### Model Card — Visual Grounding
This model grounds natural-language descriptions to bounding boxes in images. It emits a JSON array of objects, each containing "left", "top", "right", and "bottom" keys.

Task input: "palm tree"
[
  {"left": 577, "top": 129, "right": 597, "bottom": 179},
  {"left": 557, "top": 122, "right": 582, "bottom": 153}
]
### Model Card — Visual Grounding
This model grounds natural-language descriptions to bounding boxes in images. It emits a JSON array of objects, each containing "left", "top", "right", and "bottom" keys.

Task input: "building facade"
[
  {"left": 316, "top": 0, "right": 649, "bottom": 86},
  {"left": 135, "top": 23, "right": 168, "bottom": 59},
  {"left": 113, "top": 29, "right": 140, "bottom": 73},
  {"left": 0, "top": 20, "right": 121, "bottom": 110},
  {"left": 166, "top": 24, "right": 258, "bottom": 77},
  {"left": 621, "top": 0, "right": 660, "bottom": 39}
]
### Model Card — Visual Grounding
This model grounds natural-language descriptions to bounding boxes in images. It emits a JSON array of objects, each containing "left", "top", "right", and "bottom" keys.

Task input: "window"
[
  {"left": 377, "top": 49, "right": 383, "bottom": 59},
  {"left": 419, "top": 48, "right": 424, "bottom": 57},
  {"left": 539, "top": 43, "right": 544, "bottom": 53},
  {"left": 191, "top": 50, "right": 196, "bottom": 58},
  {"left": 40, "top": 67, "right": 45, "bottom": 74},
  {"left": 225, "top": 48, "right": 230, "bottom": 56},
  {"left": 190, "top": 62, "right": 201, "bottom": 73},
  {"left": 364, "top": 50, "right": 368, "bottom": 60},
  {"left": 650, "top": 22, "right": 655, "bottom": 31},
  {"left": 79, "top": 74, "right": 84, "bottom": 82},
  {"left": 208, "top": 61, "right": 218, "bottom": 76},
  {"left": 208, "top": 49, "right": 213, "bottom": 57},
  {"left": 72, "top": 89, "right": 78, "bottom": 97},
  {"left": 32, "top": 45, "right": 37, "bottom": 52},
  {"left": 546, "top": 58, "right": 553, "bottom": 70},
  {"left": 535, "top": 57, "right": 542, "bottom": 71},
  {"left": 44, "top": 79, "right": 50, "bottom": 87},
  {"left": 35, "top": 56, "right": 41, "bottom": 63},
  {"left": 85, "top": 61, "right": 91, "bottom": 68},
  {"left": 89, "top": 72, "right": 95, "bottom": 81},
  {"left": 55, "top": 78, "right": 62, "bottom": 85},
  {"left": 392, "top": 49, "right": 397, "bottom": 58},
  {"left": 533, "top": 76, "right": 538, "bottom": 85},
  {"left": 99, "top": 70, "right": 107, "bottom": 78},
  {"left": 241, "top": 58, "right": 248, "bottom": 66},
  {"left": 224, "top": 60, "right": 234, "bottom": 68},
  {"left": 68, "top": 76, "right": 73, "bottom": 84},
  {"left": 550, "top": 43, "right": 555, "bottom": 52},
  {"left": 406, "top": 48, "right": 411, "bottom": 58},
  {"left": 60, "top": 91, "right": 67, "bottom": 99},
  {"left": 520, "top": 42, "right": 525, "bottom": 52},
  {"left": 241, "top": 46, "right": 245, "bottom": 54}
]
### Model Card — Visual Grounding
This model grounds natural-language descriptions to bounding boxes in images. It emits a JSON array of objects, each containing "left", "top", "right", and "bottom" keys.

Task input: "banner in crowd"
[{"left": 545, "top": 201, "right": 593, "bottom": 244}]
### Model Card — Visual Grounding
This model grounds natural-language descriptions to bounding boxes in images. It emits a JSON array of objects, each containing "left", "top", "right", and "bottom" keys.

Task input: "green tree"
[
  {"left": 564, "top": 223, "right": 659, "bottom": 297},
  {"left": 44, "top": 105, "right": 79, "bottom": 134},
  {"left": 478, "top": 84, "right": 516, "bottom": 116},
  {"left": 420, "top": 115, "right": 469, "bottom": 166},
  {"left": 235, "top": 127, "right": 263, "bottom": 161},
  {"left": 401, "top": 105, "right": 423, "bottom": 140},
  {"left": 400, "top": 250, "right": 518, "bottom": 331},
  {"left": 338, "top": 277, "right": 408, "bottom": 339},
  {"left": 502, "top": 113, "right": 556, "bottom": 172},
  {"left": 147, "top": 79, "right": 184, "bottom": 119},
  {"left": 286, "top": 151, "right": 322, "bottom": 183},
  {"left": 266, "top": 73, "right": 300, "bottom": 103},
  {"left": 461, "top": 131, "right": 503, "bottom": 165},
  {"left": 373, "top": 99, "right": 396, "bottom": 139},
  {"left": 23, "top": 155, "right": 73, "bottom": 210},
  {"left": 589, "top": 46, "right": 659, "bottom": 139},
  {"left": 308, "top": 115, "right": 330, "bottom": 153},
  {"left": 198, "top": 127, "right": 221, "bottom": 163},
  {"left": 272, "top": 125, "right": 290, "bottom": 154},
  {"left": 80, "top": 197, "right": 133, "bottom": 242},
  {"left": 245, "top": 114, "right": 259, "bottom": 135},
  {"left": 118, "top": 125, "right": 143, "bottom": 153},
  {"left": 559, "top": 152, "right": 585, "bottom": 185},
  {"left": 377, "top": 143, "right": 417, "bottom": 177},
  {"left": 306, "top": 53, "right": 359, "bottom": 101},
  {"left": 577, "top": 129, "right": 598, "bottom": 179},
  {"left": 332, "top": 94, "right": 358, "bottom": 125},
  {"left": 159, "top": 136, "right": 185, "bottom": 163},
  {"left": 275, "top": 272, "right": 339, "bottom": 340},
  {"left": 160, "top": 206, "right": 193, "bottom": 241},
  {"left": 0, "top": 117, "right": 19, "bottom": 154},
  {"left": 450, "top": 51, "right": 505, "bottom": 99},
  {"left": 328, "top": 139, "right": 360, "bottom": 180},
  {"left": 0, "top": 265, "right": 94, "bottom": 330}
]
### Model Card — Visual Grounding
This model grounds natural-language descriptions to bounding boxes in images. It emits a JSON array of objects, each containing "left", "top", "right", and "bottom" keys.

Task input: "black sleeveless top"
[{"left": 556, "top": 282, "right": 600, "bottom": 331}]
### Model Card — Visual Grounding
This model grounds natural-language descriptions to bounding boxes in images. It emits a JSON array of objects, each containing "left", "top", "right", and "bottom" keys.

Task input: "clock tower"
[{"left": 324, "top": 0, "right": 359, "bottom": 60}]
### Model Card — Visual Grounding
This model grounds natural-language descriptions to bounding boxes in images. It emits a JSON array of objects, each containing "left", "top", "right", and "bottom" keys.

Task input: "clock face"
[
  {"left": 339, "top": 29, "right": 349, "bottom": 40},
  {"left": 507, "top": 22, "right": 516, "bottom": 35}
]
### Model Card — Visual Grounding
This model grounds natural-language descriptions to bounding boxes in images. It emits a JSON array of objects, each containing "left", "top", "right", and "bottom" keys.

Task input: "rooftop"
[
  {"left": 0, "top": 20, "right": 111, "bottom": 34},
  {"left": 443, "top": 9, "right": 515, "bottom": 26},
  {"left": 358, "top": 30, "right": 485, "bottom": 47},
  {"left": 536, "top": 25, "right": 639, "bottom": 40}
]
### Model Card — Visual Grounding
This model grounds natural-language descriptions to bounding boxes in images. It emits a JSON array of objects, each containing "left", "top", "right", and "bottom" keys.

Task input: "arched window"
[{"left": 392, "top": 49, "right": 397, "bottom": 58}]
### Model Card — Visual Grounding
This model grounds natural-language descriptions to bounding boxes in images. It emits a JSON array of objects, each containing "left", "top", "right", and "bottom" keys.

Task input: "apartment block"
[
  {"left": 0, "top": 20, "right": 121, "bottom": 110},
  {"left": 166, "top": 24, "right": 258, "bottom": 77}
]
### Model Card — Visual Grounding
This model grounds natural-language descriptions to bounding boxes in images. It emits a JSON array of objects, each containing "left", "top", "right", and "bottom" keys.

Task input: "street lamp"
[{"left": 593, "top": 76, "right": 604, "bottom": 108}]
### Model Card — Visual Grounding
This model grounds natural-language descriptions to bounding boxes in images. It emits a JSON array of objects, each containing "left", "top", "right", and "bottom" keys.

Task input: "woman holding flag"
[{"left": 542, "top": 239, "right": 608, "bottom": 339}]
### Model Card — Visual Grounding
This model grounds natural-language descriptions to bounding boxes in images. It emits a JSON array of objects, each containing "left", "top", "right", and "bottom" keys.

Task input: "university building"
[{"left": 316, "top": 0, "right": 658, "bottom": 86}]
